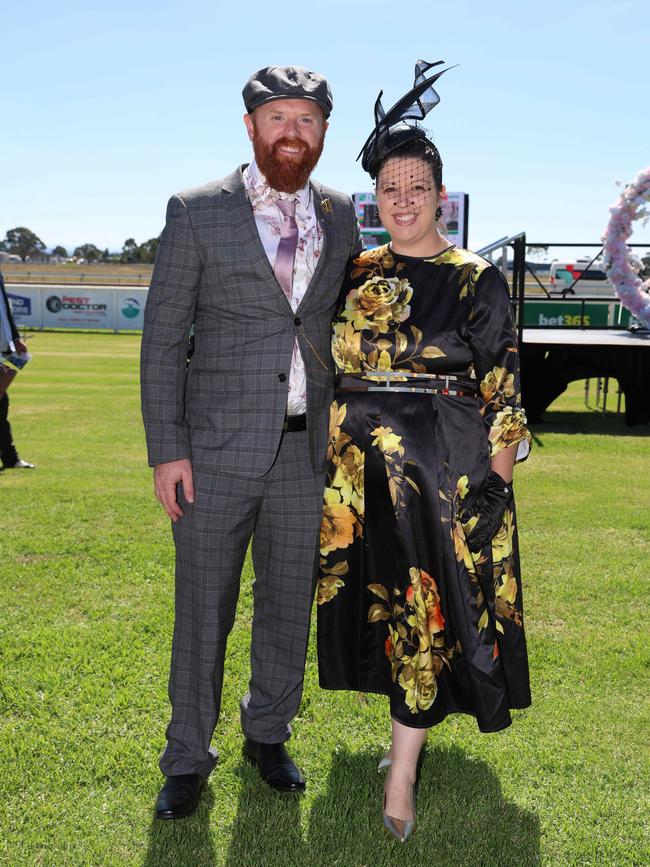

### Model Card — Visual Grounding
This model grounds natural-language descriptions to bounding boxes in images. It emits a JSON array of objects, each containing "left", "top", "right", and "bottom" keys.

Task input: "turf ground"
[{"left": 1, "top": 332, "right": 648, "bottom": 866}]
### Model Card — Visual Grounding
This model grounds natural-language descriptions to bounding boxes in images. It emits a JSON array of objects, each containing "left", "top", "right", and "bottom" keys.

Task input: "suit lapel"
[
  {"left": 297, "top": 181, "right": 333, "bottom": 312},
  {"left": 221, "top": 168, "right": 337, "bottom": 314},
  {"left": 222, "top": 167, "right": 293, "bottom": 312}
]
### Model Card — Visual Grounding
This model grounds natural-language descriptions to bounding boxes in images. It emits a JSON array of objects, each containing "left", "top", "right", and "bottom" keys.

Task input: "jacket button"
[
  {"left": 294, "top": 316, "right": 301, "bottom": 326},
  {"left": 278, "top": 373, "right": 287, "bottom": 382}
]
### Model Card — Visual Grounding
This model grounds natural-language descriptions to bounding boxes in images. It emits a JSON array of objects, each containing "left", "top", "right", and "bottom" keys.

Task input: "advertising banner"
[
  {"left": 353, "top": 192, "right": 389, "bottom": 249},
  {"left": 524, "top": 300, "right": 630, "bottom": 328},
  {"left": 116, "top": 290, "right": 148, "bottom": 330},
  {"left": 440, "top": 193, "right": 469, "bottom": 247},
  {"left": 5, "top": 285, "right": 634, "bottom": 333},
  {"left": 353, "top": 191, "right": 469, "bottom": 249},
  {"left": 41, "top": 290, "right": 114, "bottom": 329},
  {"left": 7, "top": 286, "right": 43, "bottom": 328}
]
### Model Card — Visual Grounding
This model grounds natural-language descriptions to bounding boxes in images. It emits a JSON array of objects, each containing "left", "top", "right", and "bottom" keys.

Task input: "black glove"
[{"left": 462, "top": 471, "right": 512, "bottom": 553}]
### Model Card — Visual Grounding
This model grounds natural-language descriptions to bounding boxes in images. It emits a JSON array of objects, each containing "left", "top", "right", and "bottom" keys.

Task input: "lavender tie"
[{"left": 274, "top": 199, "right": 298, "bottom": 301}]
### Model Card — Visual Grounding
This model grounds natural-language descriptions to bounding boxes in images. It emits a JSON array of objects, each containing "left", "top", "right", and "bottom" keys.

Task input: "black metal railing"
[
  {"left": 476, "top": 232, "right": 527, "bottom": 344},
  {"left": 475, "top": 238, "right": 650, "bottom": 336}
]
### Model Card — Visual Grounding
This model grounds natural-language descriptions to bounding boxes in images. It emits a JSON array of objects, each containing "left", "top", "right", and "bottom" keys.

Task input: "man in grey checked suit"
[{"left": 141, "top": 65, "right": 361, "bottom": 819}]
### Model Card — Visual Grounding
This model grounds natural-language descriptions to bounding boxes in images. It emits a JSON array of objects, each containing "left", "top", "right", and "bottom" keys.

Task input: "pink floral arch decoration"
[{"left": 602, "top": 167, "right": 650, "bottom": 329}]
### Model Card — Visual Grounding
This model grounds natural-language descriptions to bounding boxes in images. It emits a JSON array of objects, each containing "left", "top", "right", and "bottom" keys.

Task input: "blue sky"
[{"left": 2, "top": 0, "right": 649, "bottom": 254}]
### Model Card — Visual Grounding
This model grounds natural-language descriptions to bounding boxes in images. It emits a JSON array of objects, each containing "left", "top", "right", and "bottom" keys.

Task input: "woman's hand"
[{"left": 462, "top": 470, "right": 512, "bottom": 553}]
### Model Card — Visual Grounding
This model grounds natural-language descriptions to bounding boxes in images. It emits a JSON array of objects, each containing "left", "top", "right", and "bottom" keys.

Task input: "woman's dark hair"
[{"left": 376, "top": 131, "right": 443, "bottom": 190}]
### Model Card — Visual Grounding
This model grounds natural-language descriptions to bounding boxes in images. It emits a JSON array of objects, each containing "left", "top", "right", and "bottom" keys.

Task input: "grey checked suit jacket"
[{"left": 141, "top": 166, "right": 362, "bottom": 478}]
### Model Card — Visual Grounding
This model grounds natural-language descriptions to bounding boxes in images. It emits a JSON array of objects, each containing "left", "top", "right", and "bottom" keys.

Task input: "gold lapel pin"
[{"left": 320, "top": 197, "right": 332, "bottom": 215}]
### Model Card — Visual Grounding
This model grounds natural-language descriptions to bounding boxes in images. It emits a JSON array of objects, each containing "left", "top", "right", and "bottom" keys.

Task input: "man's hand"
[
  {"left": 154, "top": 459, "right": 194, "bottom": 522},
  {"left": 14, "top": 339, "right": 28, "bottom": 353}
]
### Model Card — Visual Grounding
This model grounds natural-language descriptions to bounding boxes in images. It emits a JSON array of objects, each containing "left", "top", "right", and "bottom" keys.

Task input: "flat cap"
[{"left": 243, "top": 65, "right": 333, "bottom": 118}]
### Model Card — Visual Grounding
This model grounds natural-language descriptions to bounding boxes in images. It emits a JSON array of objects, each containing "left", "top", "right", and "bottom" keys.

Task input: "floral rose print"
[
  {"left": 488, "top": 407, "right": 531, "bottom": 457},
  {"left": 342, "top": 276, "right": 413, "bottom": 334},
  {"left": 368, "top": 567, "right": 453, "bottom": 714},
  {"left": 320, "top": 499, "right": 356, "bottom": 555},
  {"left": 480, "top": 365, "right": 515, "bottom": 405},
  {"left": 371, "top": 425, "right": 404, "bottom": 456}
]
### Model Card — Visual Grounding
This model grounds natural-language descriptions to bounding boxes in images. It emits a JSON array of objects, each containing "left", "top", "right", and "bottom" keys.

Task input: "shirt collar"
[{"left": 243, "top": 158, "right": 311, "bottom": 210}]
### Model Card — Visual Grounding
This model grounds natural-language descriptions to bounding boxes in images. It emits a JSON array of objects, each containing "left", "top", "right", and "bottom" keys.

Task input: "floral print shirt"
[{"left": 243, "top": 159, "right": 324, "bottom": 415}]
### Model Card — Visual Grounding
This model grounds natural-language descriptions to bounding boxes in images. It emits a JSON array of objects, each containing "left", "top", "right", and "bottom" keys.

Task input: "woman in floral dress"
[{"left": 316, "top": 61, "right": 532, "bottom": 842}]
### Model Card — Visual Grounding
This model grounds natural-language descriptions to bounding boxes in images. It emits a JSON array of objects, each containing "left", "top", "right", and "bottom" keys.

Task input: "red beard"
[{"left": 253, "top": 133, "right": 324, "bottom": 194}]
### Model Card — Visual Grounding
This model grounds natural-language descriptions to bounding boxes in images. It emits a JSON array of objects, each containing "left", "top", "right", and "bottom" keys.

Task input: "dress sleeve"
[{"left": 467, "top": 265, "right": 531, "bottom": 463}]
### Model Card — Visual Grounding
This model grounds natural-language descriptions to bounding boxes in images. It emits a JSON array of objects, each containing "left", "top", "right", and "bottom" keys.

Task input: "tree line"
[
  {"left": 0, "top": 226, "right": 160, "bottom": 264},
  {"left": 4, "top": 224, "right": 650, "bottom": 279}
]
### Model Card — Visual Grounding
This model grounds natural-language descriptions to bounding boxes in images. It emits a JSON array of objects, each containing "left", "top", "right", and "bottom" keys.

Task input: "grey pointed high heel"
[
  {"left": 377, "top": 751, "right": 392, "bottom": 773},
  {"left": 382, "top": 782, "right": 416, "bottom": 842}
]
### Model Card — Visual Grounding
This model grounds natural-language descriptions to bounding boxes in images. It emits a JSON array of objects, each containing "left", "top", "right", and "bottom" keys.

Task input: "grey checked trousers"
[{"left": 160, "top": 429, "right": 324, "bottom": 777}]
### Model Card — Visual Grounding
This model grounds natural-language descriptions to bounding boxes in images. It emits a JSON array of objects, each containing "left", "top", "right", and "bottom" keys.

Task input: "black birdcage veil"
[{"left": 358, "top": 59, "right": 455, "bottom": 179}]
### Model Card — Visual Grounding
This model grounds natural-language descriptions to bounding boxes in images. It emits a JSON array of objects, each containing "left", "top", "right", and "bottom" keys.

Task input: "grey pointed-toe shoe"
[
  {"left": 382, "top": 783, "right": 416, "bottom": 842},
  {"left": 377, "top": 751, "right": 392, "bottom": 773}
]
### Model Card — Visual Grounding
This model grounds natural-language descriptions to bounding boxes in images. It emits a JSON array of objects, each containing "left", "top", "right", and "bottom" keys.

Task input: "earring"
[{"left": 435, "top": 206, "right": 443, "bottom": 221}]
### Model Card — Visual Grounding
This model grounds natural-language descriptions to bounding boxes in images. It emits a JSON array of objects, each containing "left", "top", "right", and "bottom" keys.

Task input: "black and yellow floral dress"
[{"left": 317, "top": 244, "right": 532, "bottom": 732}]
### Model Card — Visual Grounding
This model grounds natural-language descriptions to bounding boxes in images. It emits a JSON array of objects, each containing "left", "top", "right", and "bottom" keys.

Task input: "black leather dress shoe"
[
  {"left": 243, "top": 739, "right": 306, "bottom": 793},
  {"left": 3, "top": 459, "right": 35, "bottom": 469},
  {"left": 155, "top": 773, "right": 205, "bottom": 819}
]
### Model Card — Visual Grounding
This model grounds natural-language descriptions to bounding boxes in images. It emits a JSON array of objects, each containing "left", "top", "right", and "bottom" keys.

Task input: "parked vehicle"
[{"left": 549, "top": 259, "right": 613, "bottom": 296}]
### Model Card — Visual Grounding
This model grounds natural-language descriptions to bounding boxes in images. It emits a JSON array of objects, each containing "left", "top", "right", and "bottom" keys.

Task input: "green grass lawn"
[{"left": 1, "top": 332, "right": 648, "bottom": 866}]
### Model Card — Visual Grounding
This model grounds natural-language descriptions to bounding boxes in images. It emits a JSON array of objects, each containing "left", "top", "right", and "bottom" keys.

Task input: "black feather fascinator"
[{"left": 358, "top": 59, "right": 456, "bottom": 178}]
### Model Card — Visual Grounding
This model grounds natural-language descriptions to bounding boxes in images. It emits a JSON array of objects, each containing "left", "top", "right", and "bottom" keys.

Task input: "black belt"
[
  {"left": 335, "top": 373, "right": 477, "bottom": 397},
  {"left": 283, "top": 413, "right": 307, "bottom": 432}
]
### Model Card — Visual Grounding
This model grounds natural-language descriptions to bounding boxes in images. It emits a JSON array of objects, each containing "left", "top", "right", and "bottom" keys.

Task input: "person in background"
[{"left": 0, "top": 270, "right": 34, "bottom": 470}]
